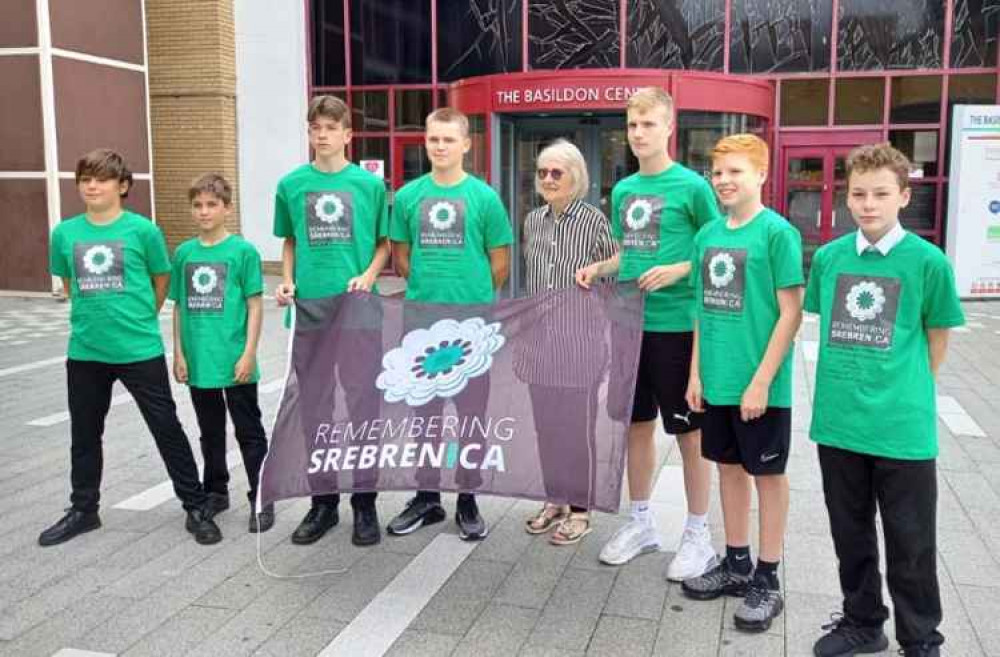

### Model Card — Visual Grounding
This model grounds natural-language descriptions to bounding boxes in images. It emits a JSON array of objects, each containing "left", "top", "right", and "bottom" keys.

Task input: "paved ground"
[{"left": 1, "top": 288, "right": 1000, "bottom": 657}]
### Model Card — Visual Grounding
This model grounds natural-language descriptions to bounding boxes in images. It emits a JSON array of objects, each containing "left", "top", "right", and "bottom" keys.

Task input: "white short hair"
[{"left": 534, "top": 139, "right": 589, "bottom": 202}]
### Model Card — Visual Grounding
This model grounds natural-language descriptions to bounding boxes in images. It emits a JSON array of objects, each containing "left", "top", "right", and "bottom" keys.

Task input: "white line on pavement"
[
  {"left": 50, "top": 649, "right": 116, "bottom": 657},
  {"left": 113, "top": 449, "right": 244, "bottom": 511},
  {"left": 937, "top": 395, "right": 987, "bottom": 438},
  {"left": 317, "top": 534, "right": 478, "bottom": 657}
]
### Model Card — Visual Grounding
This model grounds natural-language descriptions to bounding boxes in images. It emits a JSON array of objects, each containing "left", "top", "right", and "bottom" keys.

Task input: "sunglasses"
[{"left": 536, "top": 167, "right": 565, "bottom": 181}]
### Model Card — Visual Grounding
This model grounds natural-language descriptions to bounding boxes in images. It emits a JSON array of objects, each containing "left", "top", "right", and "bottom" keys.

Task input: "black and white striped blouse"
[{"left": 522, "top": 199, "right": 616, "bottom": 294}]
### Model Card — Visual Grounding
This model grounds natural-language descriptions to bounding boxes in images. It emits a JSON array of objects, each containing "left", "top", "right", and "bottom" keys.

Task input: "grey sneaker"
[
  {"left": 681, "top": 556, "right": 752, "bottom": 600},
  {"left": 734, "top": 577, "right": 784, "bottom": 632}
]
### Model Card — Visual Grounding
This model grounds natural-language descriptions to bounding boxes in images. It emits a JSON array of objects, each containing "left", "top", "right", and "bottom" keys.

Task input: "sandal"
[
  {"left": 549, "top": 512, "right": 592, "bottom": 546},
  {"left": 525, "top": 503, "right": 569, "bottom": 534}
]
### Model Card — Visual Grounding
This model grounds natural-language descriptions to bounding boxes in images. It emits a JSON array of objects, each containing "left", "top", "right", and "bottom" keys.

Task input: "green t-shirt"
[
  {"left": 168, "top": 235, "right": 264, "bottom": 389},
  {"left": 692, "top": 209, "right": 804, "bottom": 407},
  {"left": 611, "top": 164, "right": 722, "bottom": 332},
  {"left": 804, "top": 232, "right": 965, "bottom": 459},
  {"left": 272, "top": 162, "right": 388, "bottom": 299},
  {"left": 49, "top": 211, "right": 170, "bottom": 363},
  {"left": 390, "top": 173, "right": 513, "bottom": 304}
]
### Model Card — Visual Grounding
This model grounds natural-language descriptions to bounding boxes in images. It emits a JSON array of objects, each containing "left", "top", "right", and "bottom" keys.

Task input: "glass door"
[
  {"left": 782, "top": 147, "right": 828, "bottom": 273},
  {"left": 391, "top": 135, "right": 430, "bottom": 192}
]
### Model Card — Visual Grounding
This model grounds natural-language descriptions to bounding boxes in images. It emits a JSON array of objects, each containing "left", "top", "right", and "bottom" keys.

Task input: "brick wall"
[{"left": 146, "top": 0, "right": 240, "bottom": 251}]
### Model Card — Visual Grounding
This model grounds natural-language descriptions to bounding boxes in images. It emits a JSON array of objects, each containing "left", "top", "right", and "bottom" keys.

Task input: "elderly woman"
[{"left": 520, "top": 138, "right": 615, "bottom": 545}]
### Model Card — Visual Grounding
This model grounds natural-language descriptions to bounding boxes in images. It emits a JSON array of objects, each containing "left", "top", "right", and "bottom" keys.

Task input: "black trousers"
[
  {"left": 189, "top": 384, "right": 269, "bottom": 504},
  {"left": 818, "top": 444, "right": 944, "bottom": 649},
  {"left": 67, "top": 356, "right": 206, "bottom": 513}
]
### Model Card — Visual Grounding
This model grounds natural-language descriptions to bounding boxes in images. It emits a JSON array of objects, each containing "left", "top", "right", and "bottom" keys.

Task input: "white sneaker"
[
  {"left": 665, "top": 525, "right": 715, "bottom": 581},
  {"left": 599, "top": 517, "right": 662, "bottom": 566}
]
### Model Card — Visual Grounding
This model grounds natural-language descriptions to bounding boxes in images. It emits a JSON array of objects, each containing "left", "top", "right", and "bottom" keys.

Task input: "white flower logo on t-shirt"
[
  {"left": 845, "top": 281, "right": 886, "bottom": 322},
  {"left": 313, "top": 193, "right": 346, "bottom": 224},
  {"left": 428, "top": 201, "right": 458, "bottom": 231},
  {"left": 625, "top": 199, "right": 653, "bottom": 231},
  {"left": 191, "top": 266, "right": 218, "bottom": 295},
  {"left": 82, "top": 245, "right": 115, "bottom": 275},
  {"left": 708, "top": 252, "right": 737, "bottom": 288}
]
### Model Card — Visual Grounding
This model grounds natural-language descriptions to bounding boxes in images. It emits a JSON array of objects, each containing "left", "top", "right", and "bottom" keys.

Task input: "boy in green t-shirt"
[
  {"left": 40, "top": 149, "right": 221, "bottom": 547},
  {"left": 681, "top": 135, "right": 803, "bottom": 633},
  {"left": 806, "top": 144, "right": 963, "bottom": 657},
  {"left": 577, "top": 87, "right": 721, "bottom": 576},
  {"left": 170, "top": 174, "right": 272, "bottom": 536},
  {"left": 272, "top": 95, "right": 389, "bottom": 547},
  {"left": 387, "top": 107, "right": 513, "bottom": 541}
]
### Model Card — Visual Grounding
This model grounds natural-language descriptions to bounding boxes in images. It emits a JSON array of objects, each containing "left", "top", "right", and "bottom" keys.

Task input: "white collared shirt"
[{"left": 855, "top": 222, "right": 906, "bottom": 256}]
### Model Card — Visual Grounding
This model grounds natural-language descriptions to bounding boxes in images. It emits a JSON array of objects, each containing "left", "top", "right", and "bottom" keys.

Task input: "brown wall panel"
[
  {"left": 0, "top": 57, "right": 45, "bottom": 171},
  {"left": 60, "top": 178, "right": 151, "bottom": 220},
  {"left": 53, "top": 57, "right": 149, "bottom": 173},
  {"left": 49, "top": 0, "right": 144, "bottom": 65},
  {"left": 0, "top": 0, "right": 38, "bottom": 47},
  {"left": 0, "top": 179, "right": 50, "bottom": 291}
]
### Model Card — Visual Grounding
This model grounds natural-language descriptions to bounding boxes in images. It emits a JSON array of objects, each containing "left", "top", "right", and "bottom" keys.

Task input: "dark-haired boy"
[
  {"left": 273, "top": 95, "right": 389, "bottom": 546},
  {"left": 171, "top": 173, "right": 273, "bottom": 535},
  {"left": 40, "top": 148, "right": 220, "bottom": 547},
  {"left": 807, "top": 144, "right": 963, "bottom": 657}
]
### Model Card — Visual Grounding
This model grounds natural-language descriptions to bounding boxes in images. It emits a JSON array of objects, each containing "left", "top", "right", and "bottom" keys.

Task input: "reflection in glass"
[
  {"left": 312, "top": 0, "right": 347, "bottom": 86},
  {"left": 626, "top": 0, "right": 724, "bottom": 70},
  {"left": 900, "top": 184, "right": 936, "bottom": 230},
  {"left": 780, "top": 79, "right": 829, "bottom": 126},
  {"left": 395, "top": 90, "right": 433, "bottom": 131},
  {"left": 438, "top": 0, "right": 522, "bottom": 81},
  {"left": 951, "top": 0, "right": 1000, "bottom": 68},
  {"left": 349, "top": 0, "right": 432, "bottom": 84},
  {"left": 785, "top": 188, "right": 822, "bottom": 271},
  {"left": 675, "top": 112, "right": 765, "bottom": 179},
  {"left": 832, "top": 187, "right": 853, "bottom": 237},
  {"left": 945, "top": 75, "right": 997, "bottom": 172},
  {"left": 353, "top": 137, "right": 390, "bottom": 187},
  {"left": 529, "top": 0, "right": 620, "bottom": 69},
  {"left": 351, "top": 91, "right": 389, "bottom": 131},
  {"left": 787, "top": 158, "right": 823, "bottom": 183},
  {"left": 730, "top": 0, "right": 832, "bottom": 73},
  {"left": 402, "top": 143, "right": 429, "bottom": 185},
  {"left": 890, "top": 130, "right": 938, "bottom": 178},
  {"left": 465, "top": 115, "right": 488, "bottom": 179},
  {"left": 890, "top": 76, "right": 942, "bottom": 124},
  {"left": 834, "top": 78, "right": 883, "bottom": 125},
  {"left": 837, "top": 0, "right": 944, "bottom": 70}
]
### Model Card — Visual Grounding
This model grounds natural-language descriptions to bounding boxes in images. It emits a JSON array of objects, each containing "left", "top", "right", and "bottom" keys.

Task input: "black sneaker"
[
  {"left": 204, "top": 492, "right": 230, "bottom": 518},
  {"left": 455, "top": 499, "right": 488, "bottom": 541},
  {"left": 733, "top": 575, "right": 784, "bottom": 633},
  {"left": 682, "top": 557, "right": 752, "bottom": 600},
  {"left": 38, "top": 509, "right": 101, "bottom": 547},
  {"left": 813, "top": 614, "right": 889, "bottom": 657},
  {"left": 352, "top": 506, "right": 381, "bottom": 546},
  {"left": 899, "top": 644, "right": 941, "bottom": 657},
  {"left": 248, "top": 503, "right": 275, "bottom": 533},
  {"left": 291, "top": 504, "right": 339, "bottom": 544},
  {"left": 387, "top": 496, "right": 446, "bottom": 535},
  {"left": 186, "top": 508, "right": 223, "bottom": 545}
]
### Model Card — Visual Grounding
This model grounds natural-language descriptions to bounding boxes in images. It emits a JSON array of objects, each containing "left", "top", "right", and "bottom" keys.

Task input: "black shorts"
[
  {"left": 701, "top": 404, "right": 792, "bottom": 475},
  {"left": 610, "top": 331, "right": 702, "bottom": 435}
]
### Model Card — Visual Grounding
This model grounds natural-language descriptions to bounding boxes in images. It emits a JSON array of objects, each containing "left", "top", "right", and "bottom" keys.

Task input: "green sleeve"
[
  {"left": 146, "top": 225, "right": 172, "bottom": 275},
  {"left": 770, "top": 224, "right": 805, "bottom": 289},
  {"left": 273, "top": 184, "right": 293, "bottom": 238},
  {"left": 803, "top": 248, "right": 823, "bottom": 314},
  {"left": 610, "top": 187, "right": 623, "bottom": 242},
  {"left": 167, "top": 247, "right": 183, "bottom": 301},
  {"left": 689, "top": 232, "right": 703, "bottom": 294},
  {"left": 484, "top": 191, "right": 513, "bottom": 249},
  {"left": 389, "top": 190, "right": 411, "bottom": 243},
  {"left": 922, "top": 254, "right": 965, "bottom": 329},
  {"left": 374, "top": 181, "right": 389, "bottom": 240},
  {"left": 243, "top": 243, "right": 264, "bottom": 297},
  {"left": 690, "top": 177, "right": 723, "bottom": 229},
  {"left": 49, "top": 227, "right": 69, "bottom": 278}
]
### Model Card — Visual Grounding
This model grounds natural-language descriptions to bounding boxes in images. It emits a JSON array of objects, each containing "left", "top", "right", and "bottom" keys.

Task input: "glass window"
[
  {"left": 437, "top": 88, "right": 449, "bottom": 109},
  {"left": 890, "top": 76, "right": 942, "bottom": 124},
  {"left": 676, "top": 112, "right": 766, "bottom": 179},
  {"left": 400, "top": 141, "right": 429, "bottom": 186},
  {"left": 312, "top": 0, "right": 346, "bottom": 86},
  {"left": 730, "top": 0, "right": 832, "bottom": 74},
  {"left": 465, "top": 115, "right": 488, "bottom": 179},
  {"left": 626, "top": 0, "right": 724, "bottom": 71},
  {"left": 951, "top": 0, "right": 1000, "bottom": 68},
  {"left": 945, "top": 74, "right": 997, "bottom": 173},
  {"left": 780, "top": 79, "right": 829, "bottom": 126},
  {"left": 352, "top": 137, "right": 390, "bottom": 183},
  {"left": 350, "top": 90, "right": 388, "bottom": 132},
  {"left": 529, "top": 0, "right": 620, "bottom": 69},
  {"left": 394, "top": 89, "right": 433, "bottom": 131},
  {"left": 837, "top": 0, "right": 944, "bottom": 70},
  {"left": 438, "top": 0, "right": 522, "bottom": 81},
  {"left": 890, "top": 130, "right": 939, "bottom": 178},
  {"left": 349, "top": 0, "right": 431, "bottom": 84},
  {"left": 900, "top": 183, "right": 936, "bottom": 230},
  {"left": 834, "top": 78, "right": 883, "bottom": 125}
]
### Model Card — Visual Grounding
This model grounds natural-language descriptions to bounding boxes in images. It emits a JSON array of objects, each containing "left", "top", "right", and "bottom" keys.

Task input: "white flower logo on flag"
[
  {"left": 625, "top": 199, "right": 653, "bottom": 231},
  {"left": 313, "top": 193, "right": 345, "bottom": 224},
  {"left": 82, "top": 245, "right": 115, "bottom": 275},
  {"left": 191, "top": 266, "right": 218, "bottom": 295},
  {"left": 845, "top": 281, "right": 886, "bottom": 322},
  {"left": 428, "top": 201, "right": 458, "bottom": 231},
  {"left": 376, "top": 317, "right": 505, "bottom": 406},
  {"left": 708, "top": 252, "right": 737, "bottom": 288}
]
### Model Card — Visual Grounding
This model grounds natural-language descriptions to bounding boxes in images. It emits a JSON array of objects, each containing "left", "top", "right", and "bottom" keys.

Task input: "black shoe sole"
[
  {"left": 734, "top": 597, "right": 784, "bottom": 634},
  {"left": 387, "top": 507, "right": 447, "bottom": 536},
  {"left": 38, "top": 518, "right": 101, "bottom": 547},
  {"left": 249, "top": 515, "right": 275, "bottom": 534},
  {"left": 186, "top": 524, "right": 223, "bottom": 545},
  {"left": 290, "top": 521, "right": 338, "bottom": 545},
  {"left": 457, "top": 525, "right": 489, "bottom": 541},
  {"left": 681, "top": 583, "right": 749, "bottom": 601},
  {"left": 812, "top": 636, "right": 889, "bottom": 657},
  {"left": 352, "top": 531, "right": 382, "bottom": 546}
]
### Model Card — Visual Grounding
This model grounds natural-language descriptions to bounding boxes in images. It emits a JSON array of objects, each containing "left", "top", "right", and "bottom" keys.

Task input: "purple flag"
[{"left": 259, "top": 283, "right": 643, "bottom": 513}]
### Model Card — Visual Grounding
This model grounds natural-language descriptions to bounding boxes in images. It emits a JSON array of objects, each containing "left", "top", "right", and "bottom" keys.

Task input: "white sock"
[
  {"left": 685, "top": 512, "right": 708, "bottom": 531},
  {"left": 630, "top": 500, "right": 652, "bottom": 524}
]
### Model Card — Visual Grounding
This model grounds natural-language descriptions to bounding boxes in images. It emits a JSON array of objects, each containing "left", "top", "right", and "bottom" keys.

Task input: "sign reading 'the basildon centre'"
[{"left": 947, "top": 105, "right": 1000, "bottom": 298}]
